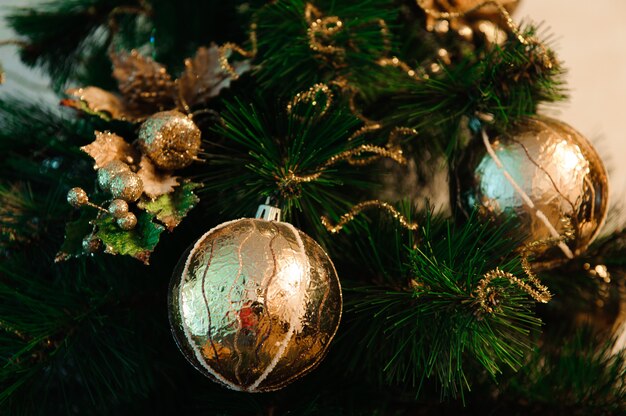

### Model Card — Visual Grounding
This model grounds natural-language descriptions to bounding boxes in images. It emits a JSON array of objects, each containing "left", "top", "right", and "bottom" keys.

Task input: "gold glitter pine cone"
[
  {"left": 137, "top": 110, "right": 201, "bottom": 171},
  {"left": 168, "top": 218, "right": 342, "bottom": 392},
  {"left": 454, "top": 116, "right": 609, "bottom": 263}
]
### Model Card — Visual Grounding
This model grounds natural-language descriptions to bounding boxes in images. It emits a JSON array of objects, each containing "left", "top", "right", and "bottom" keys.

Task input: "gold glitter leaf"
[
  {"left": 80, "top": 131, "right": 138, "bottom": 170},
  {"left": 64, "top": 86, "right": 145, "bottom": 122},
  {"left": 177, "top": 44, "right": 250, "bottom": 111},
  {"left": 111, "top": 50, "right": 176, "bottom": 111},
  {"left": 55, "top": 212, "right": 94, "bottom": 262},
  {"left": 137, "top": 181, "right": 200, "bottom": 231},
  {"left": 136, "top": 156, "right": 180, "bottom": 199},
  {"left": 94, "top": 211, "right": 164, "bottom": 265}
]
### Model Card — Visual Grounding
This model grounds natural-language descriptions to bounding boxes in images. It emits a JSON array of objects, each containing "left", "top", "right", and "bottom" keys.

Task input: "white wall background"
[
  {"left": 1, "top": 0, "right": 625, "bottom": 201},
  {"left": 0, "top": 0, "right": 56, "bottom": 102}
]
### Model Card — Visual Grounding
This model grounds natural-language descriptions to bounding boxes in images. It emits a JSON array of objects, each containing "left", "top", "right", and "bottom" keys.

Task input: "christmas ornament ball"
[
  {"left": 108, "top": 199, "right": 129, "bottom": 218},
  {"left": 109, "top": 171, "right": 143, "bottom": 202},
  {"left": 116, "top": 212, "right": 138, "bottom": 230},
  {"left": 97, "top": 160, "right": 131, "bottom": 191},
  {"left": 67, "top": 187, "right": 89, "bottom": 207},
  {"left": 454, "top": 116, "right": 608, "bottom": 261},
  {"left": 137, "top": 110, "right": 201, "bottom": 171},
  {"left": 168, "top": 218, "right": 342, "bottom": 392}
]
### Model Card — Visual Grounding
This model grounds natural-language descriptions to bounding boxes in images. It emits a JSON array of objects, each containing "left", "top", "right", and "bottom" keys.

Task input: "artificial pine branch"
[
  {"left": 202, "top": 96, "right": 385, "bottom": 237},
  {"left": 328, "top": 206, "right": 541, "bottom": 400},
  {"left": 6, "top": 0, "right": 257, "bottom": 91},
  {"left": 0, "top": 250, "right": 169, "bottom": 415},
  {"left": 254, "top": 0, "right": 397, "bottom": 96},
  {"left": 1, "top": 0, "right": 625, "bottom": 413},
  {"left": 390, "top": 25, "right": 566, "bottom": 153},
  {"left": 490, "top": 328, "right": 626, "bottom": 415}
]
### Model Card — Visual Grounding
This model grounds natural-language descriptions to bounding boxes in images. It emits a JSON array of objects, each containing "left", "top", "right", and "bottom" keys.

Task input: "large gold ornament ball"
[
  {"left": 454, "top": 116, "right": 609, "bottom": 261},
  {"left": 168, "top": 218, "right": 342, "bottom": 392},
  {"left": 137, "top": 110, "right": 201, "bottom": 171}
]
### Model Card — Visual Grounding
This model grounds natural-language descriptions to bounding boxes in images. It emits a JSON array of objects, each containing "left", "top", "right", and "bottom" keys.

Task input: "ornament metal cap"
[{"left": 255, "top": 197, "right": 281, "bottom": 221}]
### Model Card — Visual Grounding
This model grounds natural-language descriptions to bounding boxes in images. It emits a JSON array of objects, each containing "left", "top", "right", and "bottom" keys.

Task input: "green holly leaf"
[
  {"left": 94, "top": 211, "right": 164, "bottom": 264},
  {"left": 137, "top": 181, "right": 200, "bottom": 232},
  {"left": 55, "top": 212, "right": 95, "bottom": 262}
]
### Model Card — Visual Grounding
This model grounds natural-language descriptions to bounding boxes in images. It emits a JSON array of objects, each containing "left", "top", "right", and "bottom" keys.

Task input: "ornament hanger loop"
[{"left": 256, "top": 197, "right": 282, "bottom": 222}]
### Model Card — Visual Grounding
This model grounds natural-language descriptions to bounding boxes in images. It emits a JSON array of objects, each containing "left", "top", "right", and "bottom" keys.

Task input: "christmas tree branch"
[
  {"left": 389, "top": 25, "right": 566, "bottom": 152},
  {"left": 327, "top": 206, "right": 542, "bottom": 399},
  {"left": 254, "top": 0, "right": 397, "bottom": 96},
  {"left": 491, "top": 328, "right": 626, "bottom": 414},
  {"left": 202, "top": 96, "right": 389, "bottom": 236},
  {"left": 6, "top": 0, "right": 257, "bottom": 90},
  {"left": 0, "top": 252, "right": 167, "bottom": 415}
]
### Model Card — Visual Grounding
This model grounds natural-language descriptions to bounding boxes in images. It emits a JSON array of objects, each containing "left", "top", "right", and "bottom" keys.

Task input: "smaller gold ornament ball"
[
  {"left": 116, "top": 212, "right": 138, "bottom": 230},
  {"left": 110, "top": 171, "right": 143, "bottom": 202},
  {"left": 67, "top": 187, "right": 89, "bottom": 208},
  {"left": 137, "top": 110, "right": 201, "bottom": 171},
  {"left": 454, "top": 116, "right": 609, "bottom": 262},
  {"left": 97, "top": 160, "right": 131, "bottom": 192},
  {"left": 108, "top": 199, "right": 129, "bottom": 218},
  {"left": 168, "top": 218, "right": 342, "bottom": 392}
]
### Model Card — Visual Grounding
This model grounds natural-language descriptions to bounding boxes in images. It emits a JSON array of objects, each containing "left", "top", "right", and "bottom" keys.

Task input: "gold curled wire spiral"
[
  {"left": 322, "top": 200, "right": 419, "bottom": 234},
  {"left": 277, "top": 126, "right": 415, "bottom": 198},
  {"left": 286, "top": 83, "right": 334, "bottom": 119},
  {"left": 330, "top": 78, "right": 380, "bottom": 125},
  {"left": 416, "top": 0, "right": 555, "bottom": 69},
  {"left": 377, "top": 56, "right": 423, "bottom": 81},
  {"left": 219, "top": 23, "right": 258, "bottom": 80},
  {"left": 475, "top": 267, "right": 551, "bottom": 316},
  {"left": 305, "top": 3, "right": 346, "bottom": 57},
  {"left": 278, "top": 144, "right": 407, "bottom": 193},
  {"left": 302, "top": 4, "right": 402, "bottom": 123},
  {"left": 474, "top": 217, "right": 574, "bottom": 315},
  {"left": 348, "top": 123, "right": 383, "bottom": 141}
]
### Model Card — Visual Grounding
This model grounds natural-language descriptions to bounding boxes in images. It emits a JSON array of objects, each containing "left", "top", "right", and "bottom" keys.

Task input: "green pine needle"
[
  {"left": 331, "top": 207, "right": 541, "bottom": 400},
  {"left": 200, "top": 96, "right": 382, "bottom": 237}
]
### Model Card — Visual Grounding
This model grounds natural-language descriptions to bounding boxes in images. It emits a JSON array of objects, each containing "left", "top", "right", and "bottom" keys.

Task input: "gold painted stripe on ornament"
[
  {"left": 231, "top": 226, "right": 256, "bottom": 387},
  {"left": 248, "top": 221, "right": 309, "bottom": 391},
  {"left": 509, "top": 136, "right": 578, "bottom": 214},
  {"left": 200, "top": 239, "right": 222, "bottom": 371},
  {"left": 254, "top": 224, "right": 281, "bottom": 361},
  {"left": 180, "top": 218, "right": 246, "bottom": 391}
]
